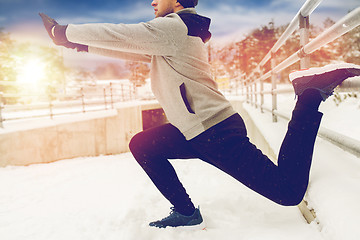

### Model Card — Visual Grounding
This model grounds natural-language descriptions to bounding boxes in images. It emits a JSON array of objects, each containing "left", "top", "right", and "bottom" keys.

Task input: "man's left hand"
[{"left": 39, "top": 13, "right": 88, "bottom": 52}]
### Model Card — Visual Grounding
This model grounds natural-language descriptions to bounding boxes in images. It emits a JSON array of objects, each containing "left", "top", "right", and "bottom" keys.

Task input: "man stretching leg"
[{"left": 40, "top": 0, "right": 360, "bottom": 228}]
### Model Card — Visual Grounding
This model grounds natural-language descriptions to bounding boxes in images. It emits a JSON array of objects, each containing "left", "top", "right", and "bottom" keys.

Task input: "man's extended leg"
[
  {"left": 129, "top": 123, "right": 198, "bottom": 216},
  {"left": 190, "top": 64, "right": 360, "bottom": 206},
  {"left": 276, "top": 89, "right": 323, "bottom": 204},
  {"left": 189, "top": 110, "right": 321, "bottom": 206}
]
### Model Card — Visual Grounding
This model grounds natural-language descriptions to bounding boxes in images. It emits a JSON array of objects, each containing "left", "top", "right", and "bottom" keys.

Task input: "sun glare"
[{"left": 17, "top": 58, "right": 46, "bottom": 85}]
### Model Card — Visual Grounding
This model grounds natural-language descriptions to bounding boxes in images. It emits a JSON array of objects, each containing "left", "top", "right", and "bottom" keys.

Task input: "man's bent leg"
[{"left": 129, "top": 123, "right": 198, "bottom": 216}]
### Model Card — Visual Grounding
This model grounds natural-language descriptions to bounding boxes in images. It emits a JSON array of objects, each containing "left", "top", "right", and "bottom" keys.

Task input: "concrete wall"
[
  {"left": 0, "top": 99, "right": 275, "bottom": 167},
  {"left": 0, "top": 103, "right": 143, "bottom": 167}
]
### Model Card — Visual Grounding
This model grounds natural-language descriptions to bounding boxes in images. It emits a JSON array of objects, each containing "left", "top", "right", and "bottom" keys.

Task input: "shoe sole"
[
  {"left": 149, "top": 220, "right": 207, "bottom": 230},
  {"left": 289, "top": 63, "right": 360, "bottom": 100},
  {"left": 176, "top": 220, "right": 207, "bottom": 231},
  {"left": 289, "top": 63, "right": 360, "bottom": 82},
  {"left": 183, "top": 220, "right": 207, "bottom": 231}
]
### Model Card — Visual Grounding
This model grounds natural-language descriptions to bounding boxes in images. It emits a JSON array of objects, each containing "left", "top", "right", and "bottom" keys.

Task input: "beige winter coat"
[{"left": 66, "top": 8, "right": 236, "bottom": 140}]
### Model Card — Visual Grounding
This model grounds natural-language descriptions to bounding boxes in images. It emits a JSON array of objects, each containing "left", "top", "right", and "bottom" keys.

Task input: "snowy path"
[{"left": 0, "top": 153, "right": 324, "bottom": 240}]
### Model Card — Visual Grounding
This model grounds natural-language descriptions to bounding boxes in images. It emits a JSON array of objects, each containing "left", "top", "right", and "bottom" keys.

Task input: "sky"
[{"left": 0, "top": 0, "right": 359, "bottom": 69}]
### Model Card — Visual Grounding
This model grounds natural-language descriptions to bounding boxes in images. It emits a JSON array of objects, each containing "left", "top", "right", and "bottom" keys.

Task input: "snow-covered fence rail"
[
  {"left": 0, "top": 81, "right": 139, "bottom": 125},
  {"left": 228, "top": 0, "right": 360, "bottom": 223}
]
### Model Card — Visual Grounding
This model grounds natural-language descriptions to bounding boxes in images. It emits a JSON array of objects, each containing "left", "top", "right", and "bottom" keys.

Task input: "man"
[{"left": 40, "top": 0, "right": 360, "bottom": 229}]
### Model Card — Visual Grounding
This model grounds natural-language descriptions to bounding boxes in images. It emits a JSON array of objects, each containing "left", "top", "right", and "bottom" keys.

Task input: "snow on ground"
[
  {"left": 0, "top": 153, "right": 324, "bottom": 240},
  {"left": 242, "top": 89, "right": 360, "bottom": 240},
  {"left": 1, "top": 84, "right": 360, "bottom": 240}
]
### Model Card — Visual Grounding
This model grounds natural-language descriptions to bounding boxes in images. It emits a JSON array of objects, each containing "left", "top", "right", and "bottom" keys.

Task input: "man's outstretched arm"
[
  {"left": 40, "top": 13, "right": 152, "bottom": 62},
  {"left": 39, "top": 13, "right": 186, "bottom": 56}
]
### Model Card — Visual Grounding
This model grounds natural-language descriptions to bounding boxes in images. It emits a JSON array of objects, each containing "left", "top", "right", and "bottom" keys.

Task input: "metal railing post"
[
  {"left": 236, "top": 80, "right": 239, "bottom": 96},
  {"left": 234, "top": 79, "right": 237, "bottom": 95},
  {"left": 0, "top": 92, "right": 4, "bottom": 128},
  {"left": 250, "top": 83, "right": 254, "bottom": 106},
  {"left": 81, "top": 87, "right": 85, "bottom": 113},
  {"left": 299, "top": 10, "right": 316, "bottom": 225},
  {"left": 103, "top": 87, "right": 107, "bottom": 110},
  {"left": 48, "top": 92, "right": 53, "bottom": 119},
  {"left": 241, "top": 80, "right": 244, "bottom": 96},
  {"left": 260, "top": 69, "right": 264, "bottom": 113},
  {"left": 271, "top": 52, "right": 278, "bottom": 122},
  {"left": 254, "top": 81, "right": 258, "bottom": 108},
  {"left": 121, "top": 84, "right": 124, "bottom": 101},
  {"left": 246, "top": 83, "right": 250, "bottom": 103},
  {"left": 110, "top": 82, "right": 114, "bottom": 109},
  {"left": 129, "top": 85, "right": 133, "bottom": 100},
  {"left": 299, "top": 14, "right": 311, "bottom": 69}
]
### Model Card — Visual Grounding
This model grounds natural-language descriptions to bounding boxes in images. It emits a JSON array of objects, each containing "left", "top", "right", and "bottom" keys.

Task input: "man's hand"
[
  {"left": 39, "top": 13, "right": 88, "bottom": 52},
  {"left": 39, "top": 13, "right": 58, "bottom": 41}
]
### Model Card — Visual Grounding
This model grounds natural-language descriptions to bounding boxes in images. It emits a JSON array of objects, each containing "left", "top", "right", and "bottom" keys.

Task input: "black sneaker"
[
  {"left": 149, "top": 207, "right": 204, "bottom": 229},
  {"left": 289, "top": 63, "right": 360, "bottom": 100}
]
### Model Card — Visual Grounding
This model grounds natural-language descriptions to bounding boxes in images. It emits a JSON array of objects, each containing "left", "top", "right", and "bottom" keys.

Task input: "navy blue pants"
[{"left": 129, "top": 107, "right": 322, "bottom": 215}]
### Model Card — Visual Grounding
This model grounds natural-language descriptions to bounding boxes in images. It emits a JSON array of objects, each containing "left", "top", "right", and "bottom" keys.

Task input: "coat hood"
[{"left": 177, "top": 9, "right": 211, "bottom": 43}]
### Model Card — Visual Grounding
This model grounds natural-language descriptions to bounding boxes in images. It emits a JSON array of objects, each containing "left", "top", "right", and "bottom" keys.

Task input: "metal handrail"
[
  {"left": 257, "top": 7, "right": 360, "bottom": 82},
  {"left": 304, "top": 7, "right": 360, "bottom": 56},
  {"left": 259, "top": 0, "right": 323, "bottom": 67}
]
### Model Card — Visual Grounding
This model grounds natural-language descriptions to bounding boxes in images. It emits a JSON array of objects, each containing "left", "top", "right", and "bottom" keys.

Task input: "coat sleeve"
[
  {"left": 88, "top": 46, "right": 151, "bottom": 63},
  {"left": 66, "top": 14, "right": 187, "bottom": 56}
]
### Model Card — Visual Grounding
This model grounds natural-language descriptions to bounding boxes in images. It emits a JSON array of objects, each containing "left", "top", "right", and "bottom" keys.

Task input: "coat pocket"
[{"left": 180, "top": 83, "right": 195, "bottom": 114}]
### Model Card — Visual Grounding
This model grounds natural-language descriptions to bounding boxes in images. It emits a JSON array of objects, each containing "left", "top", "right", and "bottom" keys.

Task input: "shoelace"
[{"left": 159, "top": 207, "right": 180, "bottom": 222}]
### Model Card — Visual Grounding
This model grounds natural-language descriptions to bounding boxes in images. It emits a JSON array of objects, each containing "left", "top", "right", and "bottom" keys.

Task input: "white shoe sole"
[
  {"left": 182, "top": 220, "right": 207, "bottom": 231},
  {"left": 172, "top": 221, "right": 207, "bottom": 231},
  {"left": 150, "top": 220, "right": 207, "bottom": 230},
  {"left": 289, "top": 63, "right": 360, "bottom": 82}
]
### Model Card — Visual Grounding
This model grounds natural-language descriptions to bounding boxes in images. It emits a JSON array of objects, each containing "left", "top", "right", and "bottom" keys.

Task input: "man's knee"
[
  {"left": 277, "top": 187, "right": 306, "bottom": 206},
  {"left": 129, "top": 131, "right": 144, "bottom": 155},
  {"left": 129, "top": 131, "right": 152, "bottom": 170}
]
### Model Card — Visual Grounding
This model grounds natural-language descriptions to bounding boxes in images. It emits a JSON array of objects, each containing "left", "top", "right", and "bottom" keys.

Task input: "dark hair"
[{"left": 178, "top": 0, "right": 198, "bottom": 8}]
